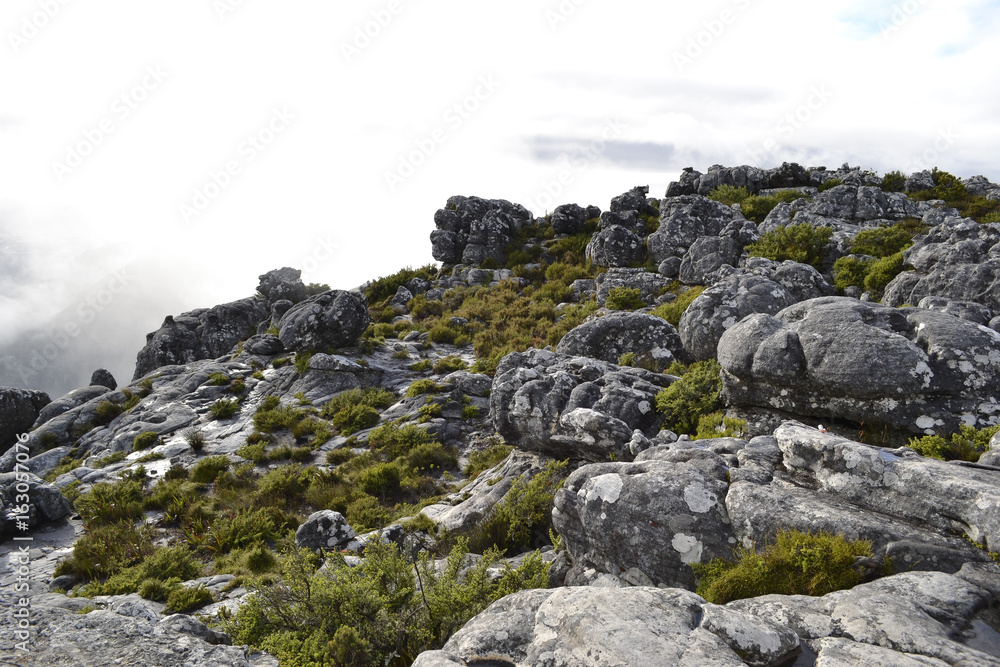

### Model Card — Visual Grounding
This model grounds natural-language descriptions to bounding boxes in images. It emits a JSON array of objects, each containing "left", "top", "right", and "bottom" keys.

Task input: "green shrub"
[
  {"left": 405, "top": 379, "right": 443, "bottom": 398},
  {"left": 94, "top": 400, "right": 124, "bottom": 426},
  {"left": 405, "top": 442, "right": 458, "bottom": 472},
  {"left": 693, "top": 529, "right": 880, "bottom": 604},
  {"left": 364, "top": 264, "right": 438, "bottom": 305},
  {"left": 75, "top": 478, "right": 145, "bottom": 527},
  {"left": 908, "top": 424, "right": 1000, "bottom": 462},
  {"left": 91, "top": 545, "right": 202, "bottom": 596},
  {"left": 707, "top": 184, "right": 750, "bottom": 206},
  {"left": 190, "top": 455, "right": 230, "bottom": 483},
  {"left": 651, "top": 286, "right": 705, "bottom": 326},
  {"left": 331, "top": 403, "right": 380, "bottom": 435},
  {"left": 427, "top": 323, "right": 461, "bottom": 345},
  {"left": 695, "top": 412, "right": 747, "bottom": 440},
  {"left": 461, "top": 405, "right": 480, "bottom": 420},
  {"left": 358, "top": 462, "right": 403, "bottom": 499},
  {"left": 185, "top": 429, "right": 206, "bottom": 452},
  {"left": 227, "top": 539, "right": 547, "bottom": 667},
  {"left": 817, "top": 178, "right": 842, "bottom": 192},
  {"left": 863, "top": 251, "right": 907, "bottom": 294},
  {"left": 409, "top": 359, "right": 432, "bottom": 372},
  {"left": 165, "top": 584, "right": 214, "bottom": 614},
  {"left": 326, "top": 449, "right": 356, "bottom": 466},
  {"left": 605, "top": 287, "right": 645, "bottom": 310},
  {"left": 850, "top": 226, "right": 913, "bottom": 258},
  {"left": 207, "top": 372, "right": 230, "bottom": 386},
  {"left": 655, "top": 360, "right": 723, "bottom": 435},
  {"left": 464, "top": 442, "right": 513, "bottom": 479},
  {"left": 881, "top": 170, "right": 906, "bottom": 192},
  {"left": 466, "top": 460, "right": 568, "bottom": 556},
  {"left": 367, "top": 422, "right": 435, "bottom": 460},
  {"left": 57, "top": 523, "right": 154, "bottom": 582},
  {"left": 210, "top": 398, "right": 240, "bottom": 420},
  {"left": 982, "top": 211, "right": 1000, "bottom": 224},
  {"left": 132, "top": 431, "right": 160, "bottom": 451},
  {"left": 832, "top": 256, "right": 874, "bottom": 291},
  {"left": 433, "top": 356, "right": 468, "bottom": 374},
  {"left": 746, "top": 223, "right": 833, "bottom": 270},
  {"left": 236, "top": 442, "right": 267, "bottom": 463}
]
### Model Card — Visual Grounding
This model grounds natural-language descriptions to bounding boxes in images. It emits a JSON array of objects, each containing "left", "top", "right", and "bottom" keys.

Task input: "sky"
[{"left": 1, "top": 0, "right": 999, "bottom": 395}]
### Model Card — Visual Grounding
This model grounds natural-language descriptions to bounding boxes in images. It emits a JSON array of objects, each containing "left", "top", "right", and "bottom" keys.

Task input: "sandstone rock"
[
  {"left": 294, "top": 510, "right": 358, "bottom": 551},
  {"left": 718, "top": 297, "right": 1000, "bottom": 434},
  {"left": 34, "top": 385, "right": 110, "bottom": 428},
  {"left": 594, "top": 268, "right": 672, "bottom": 308},
  {"left": 277, "top": 290, "right": 370, "bottom": 352},
  {"left": 609, "top": 185, "right": 658, "bottom": 217},
  {"left": 0, "top": 387, "right": 50, "bottom": 452},
  {"left": 430, "top": 196, "right": 531, "bottom": 266},
  {"left": 0, "top": 471, "right": 70, "bottom": 535},
  {"left": 90, "top": 368, "right": 117, "bottom": 391},
  {"left": 679, "top": 236, "right": 742, "bottom": 285},
  {"left": 256, "top": 267, "right": 307, "bottom": 305},
  {"left": 648, "top": 195, "right": 738, "bottom": 262},
  {"left": 585, "top": 224, "right": 645, "bottom": 267},
  {"left": 555, "top": 312, "right": 687, "bottom": 368},
  {"left": 489, "top": 349, "right": 670, "bottom": 462}
]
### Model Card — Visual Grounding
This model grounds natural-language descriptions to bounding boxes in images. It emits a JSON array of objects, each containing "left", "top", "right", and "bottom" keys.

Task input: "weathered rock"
[
  {"left": 594, "top": 268, "right": 672, "bottom": 308},
  {"left": 430, "top": 196, "right": 532, "bottom": 266},
  {"left": 553, "top": 449, "right": 736, "bottom": 589},
  {"left": 679, "top": 236, "right": 742, "bottom": 285},
  {"left": 34, "top": 386, "right": 112, "bottom": 428},
  {"left": 555, "top": 312, "right": 687, "bottom": 368},
  {"left": 133, "top": 297, "right": 270, "bottom": 380},
  {"left": 1, "top": 387, "right": 51, "bottom": 451},
  {"left": 242, "top": 333, "right": 285, "bottom": 356},
  {"left": 294, "top": 510, "right": 358, "bottom": 551},
  {"left": 801, "top": 185, "right": 889, "bottom": 221},
  {"left": 718, "top": 297, "right": 1000, "bottom": 434},
  {"left": 90, "top": 368, "right": 117, "bottom": 391},
  {"left": 277, "top": 290, "right": 370, "bottom": 352},
  {"left": 917, "top": 296, "right": 993, "bottom": 325},
  {"left": 490, "top": 349, "right": 671, "bottom": 462},
  {"left": 1, "top": 471, "right": 71, "bottom": 535},
  {"left": 585, "top": 225, "right": 645, "bottom": 267},
  {"left": 609, "top": 185, "right": 658, "bottom": 217},
  {"left": 550, "top": 203, "right": 594, "bottom": 235},
  {"left": 648, "top": 195, "right": 738, "bottom": 262},
  {"left": 679, "top": 274, "right": 794, "bottom": 361},
  {"left": 256, "top": 267, "right": 307, "bottom": 305}
]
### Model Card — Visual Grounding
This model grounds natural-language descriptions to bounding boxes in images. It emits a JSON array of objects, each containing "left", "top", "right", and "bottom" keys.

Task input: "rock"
[
  {"left": 678, "top": 236, "right": 742, "bottom": 286},
  {"left": 133, "top": 297, "right": 270, "bottom": 380},
  {"left": 0, "top": 387, "right": 50, "bottom": 453},
  {"left": 242, "top": 333, "right": 285, "bottom": 356},
  {"left": 489, "top": 349, "right": 671, "bottom": 462},
  {"left": 906, "top": 169, "right": 936, "bottom": 192},
  {"left": 598, "top": 209, "right": 646, "bottom": 235},
  {"left": 430, "top": 196, "right": 532, "bottom": 266},
  {"left": 90, "top": 369, "right": 117, "bottom": 391},
  {"left": 769, "top": 261, "right": 836, "bottom": 302},
  {"left": 609, "top": 185, "right": 658, "bottom": 217},
  {"left": 679, "top": 274, "right": 794, "bottom": 362},
  {"left": 277, "top": 290, "right": 370, "bottom": 352},
  {"left": 552, "top": 450, "right": 735, "bottom": 589},
  {"left": 594, "top": 268, "right": 673, "bottom": 308},
  {"left": 585, "top": 225, "right": 646, "bottom": 267},
  {"left": 718, "top": 297, "right": 1000, "bottom": 434},
  {"left": 156, "top": 614, "right": 232, "bottom": 645},
  {"left": 555, "top": 311, "right": 687, "bottom": 369},
  {"left": 550, "top": 203, "right": 592, "bottom": 235},
  {"left": 801, "top": 185, "right": 888, "bottom": 221},
  {"left": 256, "top": 267, "right": 307, "bottom": 305},
  {"left": 647, "top": 195, "right": 738, "bottom": 262},
  {"left": 34, "top": 385, "right": 110, "bottom": 428},
  {"left": 0, "top": 471, "right": 71, "bottom": 534},
  {"left": 917, "top": 296, "right": 993, "bottom": 326},
  {"left": 294, "top": 510, "right": 358, "bottom": 551}
]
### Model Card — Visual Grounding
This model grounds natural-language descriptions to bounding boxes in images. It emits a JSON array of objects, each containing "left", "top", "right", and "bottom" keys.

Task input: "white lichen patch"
[
  {"left": 638, "top": 400, "right": 651, "bottom": 415},
  {"left": 582, "top": 474, "right": 623, "bottom": 504},
  {"left": 683, "top": 483, "right": 718, "bottom": 513},
  {"left": 915, "top": 415, "right": 937, "bottom": 430},
  {"left": 671, "top": 533, "right": 704, "bottom": 564},
  {"left": 913, "top": 361, "right": 934, "bottom": 389}
]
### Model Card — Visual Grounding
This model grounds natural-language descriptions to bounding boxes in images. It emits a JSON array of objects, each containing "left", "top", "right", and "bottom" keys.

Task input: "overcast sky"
[{"left": 2, "top": 0, "right": 999, "bottom": 393}]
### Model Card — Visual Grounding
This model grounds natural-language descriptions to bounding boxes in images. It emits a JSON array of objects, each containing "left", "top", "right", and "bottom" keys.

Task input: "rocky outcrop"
[
  {"left": 665, "top": 162, "right": 812, "bottom": 197},
  {"left": 718, "top": 297, "right": 1000, "bottom": 435},
  {"left": 550, "top": 203, "right": 601, "bottom": 235},
  {"left": 294, "top": 510, "right": 358, "bottom": 551},
  {"left": 555, "top": 312, "right": 687, "bottom": 368},
  {"left": 256, "top": 266, "right": 307, "bottom": 304},
  {"left": 133, "top": 297, "right": 270, "bottom": 380},
  {"left": 1, "top": 472, "right": 70, "bottom": 536},
  {"left": 276, "top": 290, "right": 370, "bottom": 352},
  {"left": 647, "top": 195, "right": 739, "bottom": 262},
  {"left": 430, "top": 196, "right": 532, "bottom": 265},
  {"left": 489, "top": 349, "right": 671, "bottom": 462},
  {"left": 0, "top": 387, "right": 50, "bottom": 452},
  {"left": 413, "top": 568, "right": 1000, "bottom": 667},
  {"left": 34, "top": 385, "right": 111, "bottom": 428},
  {"left": 90, "top": 368, "right": 117, "bottom": 391},
  {"left": 594, "top": 268, "right": 672, "bottom": 308}
]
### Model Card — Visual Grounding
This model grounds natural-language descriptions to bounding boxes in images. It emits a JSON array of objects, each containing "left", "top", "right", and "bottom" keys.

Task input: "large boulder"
[
  {"left": 585, "top": 225, "right": 646, "bottom": 267},
  {"left": 256, "top": 266, "right": 307, "bottom": 304},
  {"left": 556, "top": 312, "right": 687, "bottom": 369},
  {"left": 276, "top": 290, "right": 370, "bottom": 352},
  {"left": 133, "top": 297, "right": 270, "bottom": 380},
  {"left": 552, "top": 447, "right": 736, "bottom": 589},
  {"left": 550, "top": 203, "right": 600, "bottom": 235},
  {"left": 609, "top": 185, "right": 658, "bottom": 217},
  {"left": 0, "top": 387, "right": 50, "bottom": 452},
  {"left": 595, "top": 268, "right": 672, "bottom": 308},
  {"left": 429, "top": 196, "right": 532, "bottom": 266},
  {"left": 718, "top": 297, "right": 1000, "bottom": 435},
  {"left": 647, "top": 195, "right": 738, "bottom": 262},
  {"left": 679, "top": 274, "right": 794, "bottom": 361},
  {"left": 294, "top": 510, "right": 358, "bottom": 551},
  {"left": 0, "top": 472, "right": 71, "bottom": 536},
  {"left": 33, "top": 385, "right": 110, "bottom": 428},
  {"left": 489, "top": 349, "right": 671, "bottom": 462}
]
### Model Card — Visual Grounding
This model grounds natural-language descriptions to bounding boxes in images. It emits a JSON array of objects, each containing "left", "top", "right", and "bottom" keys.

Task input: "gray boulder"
[
  {"left": 1, "top": 471, "right": 71, "bottom": 534},
  {"left": 242, "top": 333, "right": 285, "bottom": 356},
  {"left": 34, "top": 385, "right": 110, "bottom": 428},
  {"left": 294, "top": 510, "right": 358, "bottom": 551},
  {"left": 552, "top": 448, "right": 736, "bottom": 589},
  {"left": 256, "top": 267, "right": 307, "bottom": 305},
  {"left": 585, "top": 225, "right": 645, "bottom": 267},
  {"left": 801, "top": 184, "right": 889, "bottom": 221},
  {"left": 679, "top": 274, "right": 794, "bottom": 361},
  {"left": 594, "top": 268, "right": 672, "bottom": 308},
  {"left": 718, "top": 297, "right": 1000, "bottom": 435},
  {"left": 0, "top": 387, "right": 50, "bottom": 452},
  {"left": 133, "top": 296, "right": 270, "bottom": 380},
  {"left": 556, "top": 312, "right": 687, "bottom": 369},
  {"left": 489, "top": 349, "right": 671, "bottom": 462},
  {"left": 277, "top": 290, "right": 370, "bottom": 352},
  {"left": 647, "top": 195, "right": 738, "bottom": 262},
  {"left": 609, "top": 185, "right": 658, "bottom": 217},
  {"left": 430, "top": 196, "right": 532, "bottom": 266},
  {"left": 917, "top": 296, "right": 993, "bottom": 325},
  {"left": 550, "top": 203, "right": 599, "bottom": 235},
  {"left": 678, "top": 236, "right": 742, "bottom": 285},
  {"left": 90, "top": 368, "right": 117, "bottom": 391}
]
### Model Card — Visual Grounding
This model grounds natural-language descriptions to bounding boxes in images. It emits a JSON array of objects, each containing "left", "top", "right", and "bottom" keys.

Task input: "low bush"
[
  {"left": 405, "top": 379, "right": 443, "bottom": 398},
  {"left": 331, "top": 403, "right": 380, "bottom": 435},
  {"left": 832, "top": 256, "right": 874, "bottom": 291},
  {"left": 94, "top": 400, "right": 124, "bottom": 426},
  {"left": 881, "top": 170, "right": 906, "bottom": 192},
  {"left": 605, "top": 286, "right": 644, "bottom": 310},
  {"left": 190, "top": 455, "right": 231, "bottom": 484},
  {"left": 433, "top": 356, "right": 468, "bottom": 374},
  {"left": 165, "top": 584, "right": 214, "bottom": 614},
  {"left": 695, "top": 412, "right": 747, "bottom": 440},
  {"left": 693, "top": 529, "right": 882, "bottom": 604},
  {"left": 364, "top": 265, "right": 438, "bottom": 306},
  {"left": 651, "top": 286, "right": 705, "bottom": 326},
  {"left": 210, "top": 398, "right": 240, "bottom": 420},
  {"left": 863, "top": 251, "right": 907, "bottom": 294},
  {"left": 746, "top": 223, "right": 833, "bottom": 270},
  {"left": 655, "top": 360, "right": 723, "bottom": 435},
  {"left": 464, "top": 441, "right": 514, "bottom": 479},
  {"left": 908, "top": 424, "right": 1000, "bottom": 462},
  {"left": 132, "top": 431, "right": 160, "bottom": 451},
  {"left": 850, "top": 225, "right": 913, "bottom": 258}
]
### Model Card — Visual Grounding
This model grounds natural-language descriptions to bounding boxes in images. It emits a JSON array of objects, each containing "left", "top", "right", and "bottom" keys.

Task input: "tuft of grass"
[
  {"left": 433, "top": 356, "right": 468, "bottom": 375},
  {"left": 132, "top": 431, "right": 160, "bottom": 451},
  {"left": 692, "top": 529, "right": 882, "bottom": 604},
  {"left": 405, "top": 379, "right": 444, "bottom": 398},
  {"left": 210, "top": 398, "right": 240, "bottom": 420},
  {"left": 464, "top": 441, "right": 513, "bottom": 480},
  {"left": 166, "top": 584, "right": 214, "bottom": 614},
  {"left": 190, "top": 455, "right": 231, "bottom": 484},
  {"left": 651, "top": 286, "right": 704, "bottom": 327},
  {"left": 694, "top": 412, "right": 747, "bottom": 440}
]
